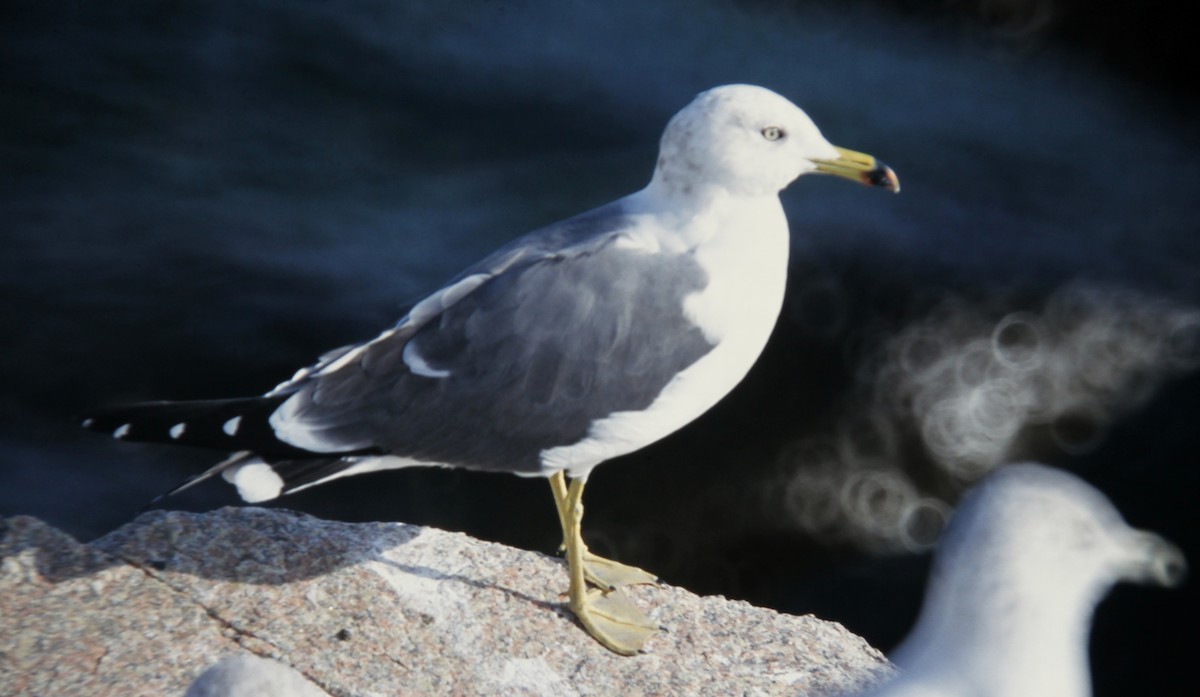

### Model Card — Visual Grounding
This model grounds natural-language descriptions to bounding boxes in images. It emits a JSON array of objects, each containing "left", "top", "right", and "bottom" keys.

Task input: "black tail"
[{"left": 81, "top": 395, "right": 316, "bottom": 457}]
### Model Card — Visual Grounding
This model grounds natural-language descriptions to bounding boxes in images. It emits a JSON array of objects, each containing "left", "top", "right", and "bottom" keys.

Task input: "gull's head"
[
  {"left": 884, "top": 463, "right": 1186, "bottom": 693},
  {"left": 651, "top": 84, "right": 899, "bottom": 198},
  {"left": 939, "top": 464, "right": 1187, "bottom": 604}
]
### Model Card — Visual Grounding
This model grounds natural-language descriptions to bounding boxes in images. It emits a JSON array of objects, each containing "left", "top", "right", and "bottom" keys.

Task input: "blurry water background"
[{"left": 3, "top": 1, "right": 1197, "bottom": 694}]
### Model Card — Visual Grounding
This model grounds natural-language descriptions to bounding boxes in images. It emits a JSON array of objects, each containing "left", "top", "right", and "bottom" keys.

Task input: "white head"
[
  {"left": 873, "top": 464, "right": 1186, "bottom": 697},
  {"left": 650, "top": 84, "right": 898, "bottom": 198},
  {"left": 929, "top": 464, "right": 1186, "bottom": 609}
]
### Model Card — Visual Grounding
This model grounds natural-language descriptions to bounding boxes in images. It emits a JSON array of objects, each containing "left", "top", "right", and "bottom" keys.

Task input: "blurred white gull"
[
  {"left": 185, "top": 654, "right": 330, "bottom": 697},
  {"left": 854, "top": 463, "right": 1186, "bottom": 697}
]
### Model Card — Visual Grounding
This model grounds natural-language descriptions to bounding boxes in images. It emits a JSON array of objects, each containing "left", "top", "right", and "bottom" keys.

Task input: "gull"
[
  {"left": 855, "top": 463, "right": 1186, "bottom": 696},
  {"left": 83, "top": 84, "right": 898, "bottom": 654},
  {"left": 185, "top": 654, "right": 330, "bottom": 697}
]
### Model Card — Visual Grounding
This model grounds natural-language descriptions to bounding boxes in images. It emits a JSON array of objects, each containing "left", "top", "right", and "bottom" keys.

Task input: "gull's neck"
[
  {"left": 635, "top": 175, "right": 782, "bottom": 234},
  {"left": 643, "top": 166, "right": 774, "bottom": 203},
  {"left": 897, "top": 552, "right": 1104, "bottom": 697}
]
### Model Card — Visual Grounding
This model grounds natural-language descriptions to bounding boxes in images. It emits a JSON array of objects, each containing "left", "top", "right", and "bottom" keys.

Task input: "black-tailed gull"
[
  {"left": 854, "top": 463, "right": 1186, "bottom": 697},
  {"left": 83, "top": 84, "right": 899, "bottom": 654}
]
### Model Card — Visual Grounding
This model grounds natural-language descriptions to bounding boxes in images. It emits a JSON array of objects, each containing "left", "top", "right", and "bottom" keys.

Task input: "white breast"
[{"left": 539, "top": 191, "right": 790, "bottom": 478}]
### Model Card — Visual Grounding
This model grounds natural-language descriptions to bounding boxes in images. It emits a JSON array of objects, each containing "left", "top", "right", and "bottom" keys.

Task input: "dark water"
[{"left": 3, "top": 1, "right": 1197, "bottom": 694}]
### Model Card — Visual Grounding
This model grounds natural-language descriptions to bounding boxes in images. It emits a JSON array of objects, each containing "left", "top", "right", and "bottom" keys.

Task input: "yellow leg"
[
  {"left": 549, "top": 470, "right": 572, "bottom": 545},
  {"left": 548, "top": 471, "right": 658, "bottom": 590},
  {"left": 552, "top": 473, "right": 657, "bottom": 655}
]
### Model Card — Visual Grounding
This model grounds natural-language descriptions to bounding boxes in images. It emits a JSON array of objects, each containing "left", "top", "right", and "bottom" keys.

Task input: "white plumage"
[{"left": 855, "top": 464, "right": 1186, "bottom": 697}]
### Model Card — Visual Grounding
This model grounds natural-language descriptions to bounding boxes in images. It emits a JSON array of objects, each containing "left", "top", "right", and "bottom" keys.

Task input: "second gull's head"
[{"left": 859, "top": 463, "right": 1186, "bottom": 697}]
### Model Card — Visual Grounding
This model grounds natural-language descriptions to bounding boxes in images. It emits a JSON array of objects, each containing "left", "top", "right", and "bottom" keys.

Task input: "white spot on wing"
[
  {"left": 263, "top": 271, "right": 493, "bottom": 411},
  {"left": 113, "top": 423, "right": 131, "bottom": 439},
  {"left": 402, "top": 341, "right": 451, "bottom": 378},
  {"left": 269, "top": 274, "right": 494, "bottom": 450},
  {"left": 169, "top": 423, "right": 186, "bottom": 439},
  {"left": 221, "top": 460, "right": 284, "bottom": 502},
  {"left": 223, "top": 416, "right": 242, "bottom": 436},
  {"left": 82, "top": 418, "right": 94, "bottom": 428}
]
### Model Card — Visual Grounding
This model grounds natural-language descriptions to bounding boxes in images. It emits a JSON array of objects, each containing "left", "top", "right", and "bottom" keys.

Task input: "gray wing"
[{"left": 267, "top": 201, "right": 717, "bottom": 473}]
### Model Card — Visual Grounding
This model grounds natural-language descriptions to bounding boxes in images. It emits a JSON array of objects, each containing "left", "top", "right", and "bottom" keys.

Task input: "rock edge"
[{"left": 0, "top": 508, "right": 891, "bottom": 696}]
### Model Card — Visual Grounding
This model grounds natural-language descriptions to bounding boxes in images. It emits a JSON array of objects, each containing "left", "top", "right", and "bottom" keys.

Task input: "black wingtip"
[{"left": 77, "top": 395, "right": 308, "bottom": 455}]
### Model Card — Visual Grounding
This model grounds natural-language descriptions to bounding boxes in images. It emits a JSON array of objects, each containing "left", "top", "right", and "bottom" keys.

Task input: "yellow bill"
[{"left": 812, "top": 146, "right": 900, "bottom": 193}]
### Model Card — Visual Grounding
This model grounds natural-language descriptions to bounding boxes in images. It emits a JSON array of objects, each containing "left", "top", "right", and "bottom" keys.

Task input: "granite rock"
[{"left": 0, "top": 508, "right": 891, "bottom": 696}]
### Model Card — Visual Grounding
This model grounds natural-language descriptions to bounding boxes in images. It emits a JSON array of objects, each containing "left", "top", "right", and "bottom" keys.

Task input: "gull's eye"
[{"left": 761, "top": 126, "right": 785, "bottom": 142}]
